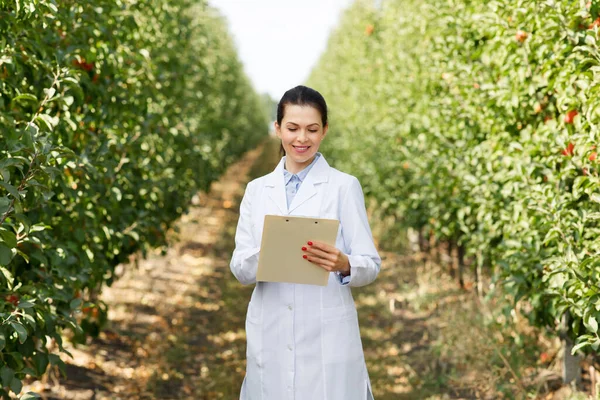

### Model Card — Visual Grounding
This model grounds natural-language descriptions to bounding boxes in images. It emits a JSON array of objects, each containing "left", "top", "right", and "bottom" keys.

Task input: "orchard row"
[
  {"left": 0, "top": 1, "right": 267, "bottom": 397},
  {"left": 309, "top": 0, "right": 600, "bottom": 354}
]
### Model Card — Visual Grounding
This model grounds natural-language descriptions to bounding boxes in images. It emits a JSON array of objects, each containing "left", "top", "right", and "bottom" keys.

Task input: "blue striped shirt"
[{"left": 282, "top": 153, "right": 321, "bottom": 208}]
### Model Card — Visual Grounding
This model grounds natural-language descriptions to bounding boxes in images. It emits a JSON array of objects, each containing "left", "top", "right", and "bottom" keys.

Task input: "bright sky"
[{"left": 208, "top": 0, "right": 354, "bottom": 101}]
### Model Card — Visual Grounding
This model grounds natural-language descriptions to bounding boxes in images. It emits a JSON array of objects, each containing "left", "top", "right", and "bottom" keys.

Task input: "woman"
[{"left": 230, "top": 85, "right": 381, "bottom": 400}]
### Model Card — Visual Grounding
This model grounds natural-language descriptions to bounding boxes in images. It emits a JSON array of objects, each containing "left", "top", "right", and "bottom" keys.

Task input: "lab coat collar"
[{"left": 265, "top": 153, "right": 330, "bottom": 214}]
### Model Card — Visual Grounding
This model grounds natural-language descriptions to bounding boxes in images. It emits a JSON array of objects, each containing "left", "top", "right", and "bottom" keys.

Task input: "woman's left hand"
[{"left": 302, "top": 241, "right": 351, "bottom": 276}]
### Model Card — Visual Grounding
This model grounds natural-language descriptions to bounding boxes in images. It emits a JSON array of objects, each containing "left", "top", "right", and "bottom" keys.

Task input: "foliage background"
[
  {"left": 0, "top": 0, "right": 267, "bottom": 396},
  {"left": 308, "top": 0, "right": 600, "bottom": 358}
]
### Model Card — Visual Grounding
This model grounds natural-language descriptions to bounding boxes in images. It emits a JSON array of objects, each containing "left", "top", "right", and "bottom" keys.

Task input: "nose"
[{"left": 297, "top": 129, "right": 308, "bottom": 142}]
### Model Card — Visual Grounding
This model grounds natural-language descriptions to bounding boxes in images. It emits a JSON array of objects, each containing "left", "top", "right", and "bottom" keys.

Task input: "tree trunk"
[
  {"left": 561, "top": 313, "right": 582, "bottom": 386},
  {"left": 447, "top": 241, "right": 455, "bottom": 278},
  {"left": 418, "top": 228, "right": 428, "bottom": 253},
  {"left": 475, "top": 252, "right": 484, "bottom": 298},
  {"left": 457, "top": 244, "right": 465, "bottom": 289},
  {"left": 590, "top": 365, "right": 597, "bottom": 400},
  {"left": 429, "top": 231, "right": 438, "bottom": 265}
]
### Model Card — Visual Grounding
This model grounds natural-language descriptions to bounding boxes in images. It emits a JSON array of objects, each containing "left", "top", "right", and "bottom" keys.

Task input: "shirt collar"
[{"left": 283, "top": 152, "right": 321, "bottom": 185}]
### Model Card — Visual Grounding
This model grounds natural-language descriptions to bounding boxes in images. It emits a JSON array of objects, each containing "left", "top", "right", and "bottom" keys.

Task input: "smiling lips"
[{"left": 293, "top": 145, "right": 310, "bottom": 153}]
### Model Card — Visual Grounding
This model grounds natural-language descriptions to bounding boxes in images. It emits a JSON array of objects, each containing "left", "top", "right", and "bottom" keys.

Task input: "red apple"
[
  {"left": 562, "top": 142, "right": 575, "bottom": 156},
  {"left": 516, "top": 30, "right": 528, "bottom": 42},
  {"left": 5, "top": 294, "right": 19, "bottom": 306},
  {"left": 564, "top": 110, "right": 578, "bottom": 124}
]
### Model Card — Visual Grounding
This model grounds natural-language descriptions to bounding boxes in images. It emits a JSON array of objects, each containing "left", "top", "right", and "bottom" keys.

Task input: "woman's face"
[{"left": 275, "top": 104, "right": 328, "bottom": 172}]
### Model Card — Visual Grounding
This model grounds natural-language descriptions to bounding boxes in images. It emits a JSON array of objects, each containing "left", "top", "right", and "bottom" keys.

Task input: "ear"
[
  {"left": 322, "top": 123, "right": 329, "bottom": 139},
  {"left": 274, "top": 121, "right": 282, "bottom": 139}
]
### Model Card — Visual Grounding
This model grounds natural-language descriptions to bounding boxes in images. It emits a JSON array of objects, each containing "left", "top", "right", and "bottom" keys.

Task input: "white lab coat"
[{"left": 230, "top": 154, "right": 381, "bottom": 400}]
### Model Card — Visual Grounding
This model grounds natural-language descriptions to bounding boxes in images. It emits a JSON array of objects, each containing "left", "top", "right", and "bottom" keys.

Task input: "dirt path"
[{"left": 27, "top": 141, "right": 499, "bottom": 399}]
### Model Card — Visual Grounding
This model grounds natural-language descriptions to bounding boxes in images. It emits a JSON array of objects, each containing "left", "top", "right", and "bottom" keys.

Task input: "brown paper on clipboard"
[{"left": 256, "top": 214, "right": 340, "bottom": 286}]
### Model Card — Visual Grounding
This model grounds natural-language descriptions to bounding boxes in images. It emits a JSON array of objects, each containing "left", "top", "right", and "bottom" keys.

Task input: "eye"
[
  {"left": 288, "top": 128, "right": 297, "bottom": 131},
  {"left": 309, "top": 130, "right": 318, "bottom": 133}
]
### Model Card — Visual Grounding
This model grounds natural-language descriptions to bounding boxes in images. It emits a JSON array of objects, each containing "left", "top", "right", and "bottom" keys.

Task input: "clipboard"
[{"left": 256, "top": 214, "right": 340, "bottom": 286}]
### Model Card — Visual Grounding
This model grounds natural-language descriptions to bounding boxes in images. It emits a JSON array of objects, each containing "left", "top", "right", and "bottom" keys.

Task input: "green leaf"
[
  {"left": 35, "top": 114, "right": 56, "bottom": 132},
  {"left": 9, "top": 376, "right": 22, "bottom": 395},
  {"left": 0, "top": 366, "right": 14, "bottom": 386},
  {"left": 33, "top": 352, "right": 49, "bottom": 376},
  {"left": 48, "top": 354, "right": 66, "bottom": 375},
  {"left": 10, "top": 322, "right": 27, "bottom": 344},
  {"left": 585, "top": 316, "right": 599, "bottom": 333},
  {"left": 571, "top": 340, "right": 590, "bottom": 355},
  {"left": 21, "top": 367, "right": 36, "bottom": 376},
  {"left": 0, "top": 158, "right": 24, "bottom": 169},
  {"left": 69, "top": 298, "right": 82, "bottom": 310},
  {"left": 45, "top": 1, "right": 58, "bottom": 12},
  {"left": 25, "top": 180, "right": 48, "bottom": 190},
  {"left": 591, "top": 193, "right": 600, "bottom": 203},
  {"left": 0, "top": 168, "right": 10, "bottom": 182},
  {"left": 0, "top": 228, "right": 17, "bottom": 248},
  {"left": 0, "top": 266, "right": 14, "bottom": 289},
  {"left": 0, "top": 332, "right": 5, "bottom": 352},
  {"left": 0, "top": 243, "right": 15, "bottom": 265},
  {"left": 0, "top": 182, "right": 20, "bottom": 199},
  {"left": 44, "top": 87, "right": 56, "bottom": 99},
  {"left": 21, "top": 312, "right": 35, "bottom": 327},
  {"left": 11, "top": 94, "right": 38, "bottom": 104},
  {"left": 29, "top": 224, "right": 50, "bottom": 233},
  {"left": 125, "top": 230, "right": 139, "bottom": 241},
  {"left": 17, "top": 300, "right": 34, "bottom": 309},
  {"left": 13, "top": 213, "right": 31, "bottom": 235},
  {"left": 0, "top": 197, "right": 10, "bottom": 215},
  {"left": 8, "top": 351, "right": 24, "bottom": 369}
]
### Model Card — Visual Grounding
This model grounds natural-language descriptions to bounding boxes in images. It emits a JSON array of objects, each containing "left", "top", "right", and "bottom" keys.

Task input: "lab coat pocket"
[
  {"left": 321, "top": 277, "right": 344, "bottom": 309},
  {"left": 321, "top": 306, "right": 363, "bottom": 362},
  {"left": 321, "top": 307, "right": 367, "bottom": 399}
]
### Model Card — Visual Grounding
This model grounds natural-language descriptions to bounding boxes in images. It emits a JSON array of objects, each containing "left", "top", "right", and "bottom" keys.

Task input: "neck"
[{"left": 285, "top": 154, "right": 317, "bottom": 174}]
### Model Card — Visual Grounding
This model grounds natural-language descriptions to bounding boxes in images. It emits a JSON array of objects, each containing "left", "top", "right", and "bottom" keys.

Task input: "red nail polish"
[
  {"left": 302, "top": 247, "right": 307, "bottom": 251},
  {"left": 307, "top": 241, "right": 313, "bottom": 246},
  {"left": 303, "top": 255, "right": 308, "bottom": 259}
]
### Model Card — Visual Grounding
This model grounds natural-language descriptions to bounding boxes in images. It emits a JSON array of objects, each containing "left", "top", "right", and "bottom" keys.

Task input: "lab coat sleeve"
[
  {"left": 230, "top": 180, "right": 261, "bottom": 285},
  {"left": 339, "top": 177, "right": 381, "bottom": 287}
]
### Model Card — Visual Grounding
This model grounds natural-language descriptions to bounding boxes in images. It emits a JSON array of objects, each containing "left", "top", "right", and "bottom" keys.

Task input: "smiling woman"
[{"left": 230, "top": 85, "right": 381, "bottom": 400}]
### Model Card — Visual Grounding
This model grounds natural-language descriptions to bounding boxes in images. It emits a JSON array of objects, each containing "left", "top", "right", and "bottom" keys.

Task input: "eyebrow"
[{"left": 286, "top": 122, "right": 321, "bottom": 127}]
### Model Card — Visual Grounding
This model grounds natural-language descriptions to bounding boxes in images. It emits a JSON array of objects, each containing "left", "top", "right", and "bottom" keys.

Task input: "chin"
[{"left": 289, "top": 152, "right": 316, "bottom": 163}]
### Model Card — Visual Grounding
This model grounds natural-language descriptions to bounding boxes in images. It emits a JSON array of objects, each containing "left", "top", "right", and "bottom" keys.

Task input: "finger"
[
  {"left": 312, "top": 262, "right": 333, "bottom": 272},
  {"left": 303, "top": 246, "right": 336, "bottom": 261},
  {"left": 308, "top": 240, "right": 337, "bottom": 253},
  {"left": 304, "top": 256, "right": 335, "bottom": 270},
  {"left": 302, "top": 242, "right": 342, "bottom": 258}
]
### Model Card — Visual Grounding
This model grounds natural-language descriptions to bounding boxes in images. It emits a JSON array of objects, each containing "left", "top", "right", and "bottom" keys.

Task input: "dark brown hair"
[{"left": 277, "top": 85, "right": 328, "bottom": 157}]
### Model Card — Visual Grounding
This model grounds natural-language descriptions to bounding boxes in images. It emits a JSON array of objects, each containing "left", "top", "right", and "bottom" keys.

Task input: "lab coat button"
[
  {"left": 287, "top": 344, "right": 293, "bottom": 351},
  {"left": 288, "top": 305, "right": 293, "bottom": 310}
]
